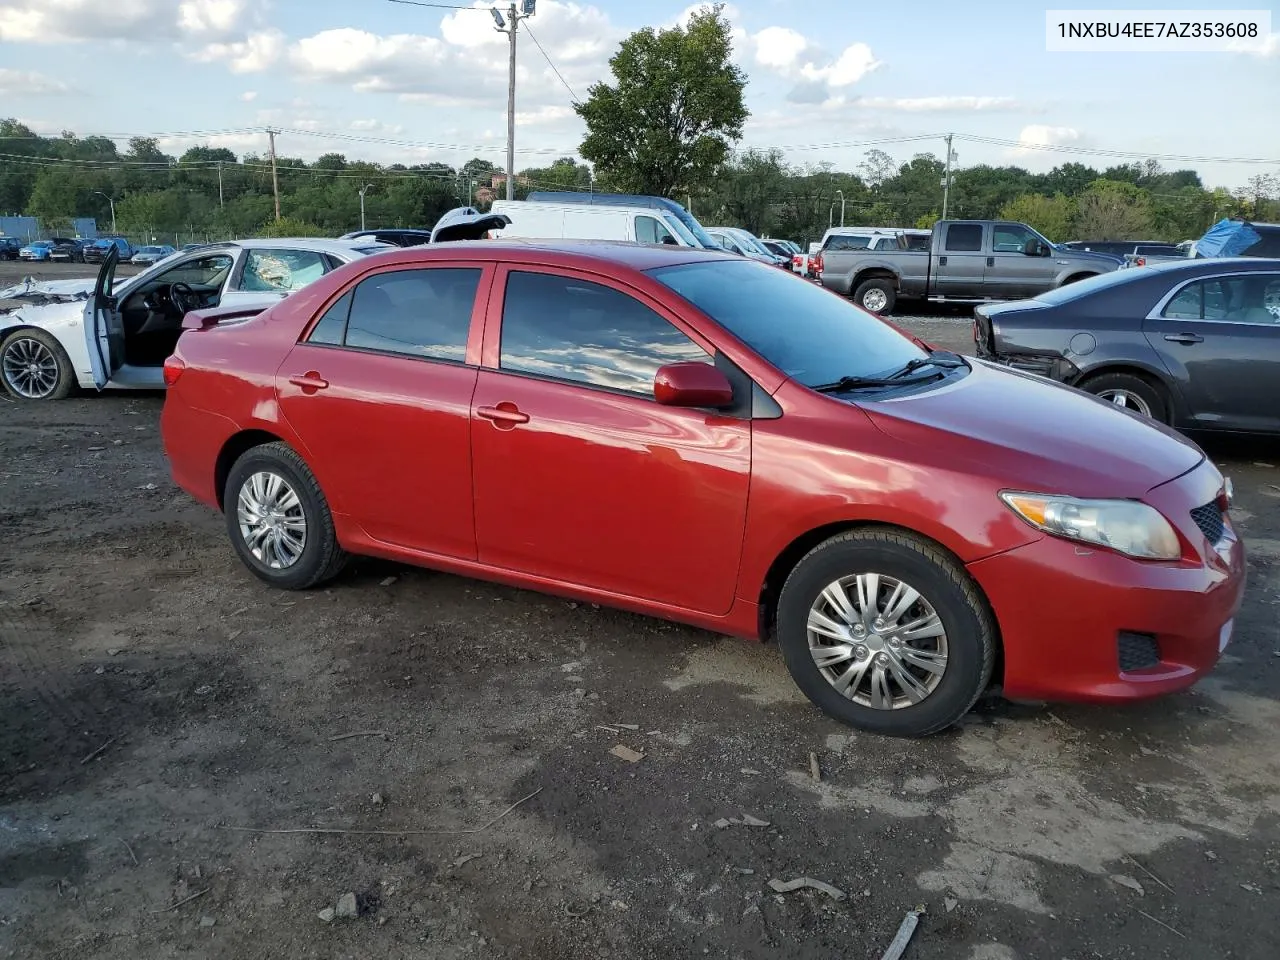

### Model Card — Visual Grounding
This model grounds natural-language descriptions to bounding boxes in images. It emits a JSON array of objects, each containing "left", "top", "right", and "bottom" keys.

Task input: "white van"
[{"left": 488, "top": 200, "right": 701, "bottom": 247}]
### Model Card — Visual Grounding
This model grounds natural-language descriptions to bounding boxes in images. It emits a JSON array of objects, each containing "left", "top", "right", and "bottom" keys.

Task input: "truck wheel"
[
  {"left": 1079, "top": 372, "right": 1169, "bottom": 423},
  {"left": 854, "top": 279, "right": 896, "bottom": 315}
]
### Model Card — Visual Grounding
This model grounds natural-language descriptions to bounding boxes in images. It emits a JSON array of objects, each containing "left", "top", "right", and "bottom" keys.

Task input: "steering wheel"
[{"left": 169, "top": 282, "right": 199, "bottom": 315}]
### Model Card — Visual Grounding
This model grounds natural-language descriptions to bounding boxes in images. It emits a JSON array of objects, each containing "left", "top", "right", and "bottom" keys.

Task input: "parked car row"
[{"left": 152, "top": 237, "right": 1244, "bottom": 738}]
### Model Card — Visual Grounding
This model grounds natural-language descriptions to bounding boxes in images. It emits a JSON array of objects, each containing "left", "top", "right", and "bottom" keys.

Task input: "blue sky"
[{"left": 1, "top": 0, "right": 1277, "bottom": 188}]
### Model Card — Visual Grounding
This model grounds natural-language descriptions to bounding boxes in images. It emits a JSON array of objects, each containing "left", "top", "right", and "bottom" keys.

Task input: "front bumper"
[{"left": 967, "top": 460, "right": 1245, "bottom": 702}]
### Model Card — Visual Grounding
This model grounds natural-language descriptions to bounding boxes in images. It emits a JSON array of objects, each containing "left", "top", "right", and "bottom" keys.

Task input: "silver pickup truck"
[{"left": 818, "top": 220, "right": 1123, "bottom": 314}]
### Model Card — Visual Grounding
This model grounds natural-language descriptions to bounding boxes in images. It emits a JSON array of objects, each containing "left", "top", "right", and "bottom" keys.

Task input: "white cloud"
[
  {"left": 857, "top": 96, "right": 1022, "bottom": 112},
  {"left": 350, "top": 119, "right": 405, "bottom": 134},
  {"left": 192, "top": 29, "right": 285, "bottom": 73},
  {"left": 287, "top": 1, "right": 618, "bottom": 114},
  {"left": 1227, "top": 31, "right": 1279, "bottom": 56},
  {"left": 0, "top": 68, "right": 75, "bottom": 96},
  {"left": 746, "top": 25, "right": 880, "bottom": 93},
  {"left": 0, "top": 0, "right": 250, "bottom": 42},
  {"left": 1013, "top": 125, "right": 1081, "bottom": 154},
  {"left": 240, "top": 91, "right": 258, "bottom": 102},
  {"left": 177, "top": 0, "right": 248, "bottom": 38}
]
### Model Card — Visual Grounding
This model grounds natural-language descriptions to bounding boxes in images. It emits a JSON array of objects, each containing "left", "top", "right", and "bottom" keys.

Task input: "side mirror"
[{"left": 653, "top": 362, "right": 734, "bottom": 408}]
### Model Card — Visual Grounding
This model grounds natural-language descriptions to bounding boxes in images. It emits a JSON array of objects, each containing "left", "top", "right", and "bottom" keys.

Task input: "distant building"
[
  {"left": 0, "top": 216, "right": 98, "bottom": 240},
  {"left": 0, "top": 216, "right": 39, "bottom": 241}
]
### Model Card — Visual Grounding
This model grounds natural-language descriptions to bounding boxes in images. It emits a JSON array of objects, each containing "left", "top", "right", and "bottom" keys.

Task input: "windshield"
[
  {"left": 663, "top": 215, "right": 700, "bottom": 248},
  {"left": 650, "top": 259, "right": 927, "bottom": 386},
  {"left": 671, "top": 209, "right": 719, "bottom": 249},
  {"left": 734, "top": 232, "right": 772, "bottom": 256}
]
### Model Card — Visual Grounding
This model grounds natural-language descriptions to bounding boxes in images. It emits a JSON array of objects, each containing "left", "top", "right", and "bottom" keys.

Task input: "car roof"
[
  {"left": 193, "top": 237, "right": 397, "bottom": 256},
  {"left": 1141, "top": 256, "right": 1280, "bottom": 275},
  {"left": 361, "top": 238, "right": 736, "bottom": 271}
]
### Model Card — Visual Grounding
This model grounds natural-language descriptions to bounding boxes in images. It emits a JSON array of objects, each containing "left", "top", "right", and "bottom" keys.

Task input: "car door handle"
[
  {"left": 986, "top": 256, "right": 995, "bottom": 267},
  {"left": 938, "top": 256, "right": 947, "bottom": 266},
  {"left": 1163, "top": 333, "right": 1204, "bottom": 345},
  {"left": 477, "top": 403, "right": 530, "bottom": 426},
  {"left": 288, "top": 371, "right": 329, "bottom": 391}
]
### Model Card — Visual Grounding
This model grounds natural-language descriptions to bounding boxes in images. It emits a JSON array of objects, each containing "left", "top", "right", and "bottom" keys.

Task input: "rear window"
[
  {"left": 1239, "top": 227, "right": 1280, "bottom": 258},
  {"left": 1030, "top": 268, "right": 1147, "bottom": 305},
  {"left": 825, "top": 235, "right": 872, "bottom": 251}
]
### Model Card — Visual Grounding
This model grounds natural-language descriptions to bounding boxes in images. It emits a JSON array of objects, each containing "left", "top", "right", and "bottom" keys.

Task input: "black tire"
[
  {"left": 0, "top": 328, "right": 77, "bottom": 400},
  {"left": 775, "top": 528, "right": 997, "bottom": 737},
  {"left": 223, "top": 441, "right": 348, "bottom": 590},
  {"left": 853, "top": 278, "right": 896, "bottom": 315},
  {"left": 1078, "top": 372, "right": 1168, "bottom": 424}
]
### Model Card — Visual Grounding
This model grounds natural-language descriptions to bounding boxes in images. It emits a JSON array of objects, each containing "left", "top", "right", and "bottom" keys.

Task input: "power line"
[
  {"left": 954, "top": 134, "right": 1280, "bottom": 165},
  {"left": 523, "top": 22, "right": 582, "bottom": 105},
  {"left": 382, "top": 0, "right": 481, "bottom": 10}
]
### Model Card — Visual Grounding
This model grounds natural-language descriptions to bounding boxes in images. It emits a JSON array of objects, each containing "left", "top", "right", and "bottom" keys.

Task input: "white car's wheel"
[{"left": 0, "top": 329, "right": 76, "bottom": 400}]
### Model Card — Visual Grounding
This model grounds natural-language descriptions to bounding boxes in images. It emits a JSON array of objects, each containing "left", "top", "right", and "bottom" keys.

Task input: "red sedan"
[{"left": 159, "top": 242, "right": 1245, "bottom": 737}]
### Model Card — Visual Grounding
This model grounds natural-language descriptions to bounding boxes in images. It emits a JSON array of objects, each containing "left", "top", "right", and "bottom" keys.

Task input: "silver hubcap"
[
  {"left": 861, "top": 288, "right": 889, "bottom": 313},
  {"left": 237, "top": 471, "right": 307, "bottom": 569},
  {"left": 807, "top": 574, "right": 948, "bottom": 710},
  {"left": 1098, "top": 389, "right": 1152, "bottom": 418},
  {"left": 2, "top": 337, "right": 60, "bottom": 399}
]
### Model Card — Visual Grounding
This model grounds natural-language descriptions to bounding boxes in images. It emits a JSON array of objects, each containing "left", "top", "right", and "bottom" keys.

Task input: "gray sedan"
[{"left": 974, "top": 258, "right": 1280, "bottom": 435}]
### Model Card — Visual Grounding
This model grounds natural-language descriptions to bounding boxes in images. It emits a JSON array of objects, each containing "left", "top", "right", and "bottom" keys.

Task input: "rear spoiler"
[{"left": 181, "top": 304, "right": 270, "bottom": 330}]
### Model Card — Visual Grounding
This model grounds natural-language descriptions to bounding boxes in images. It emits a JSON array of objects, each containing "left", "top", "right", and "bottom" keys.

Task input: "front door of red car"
[
  {"left": 276, "top": 264, "right": 490, "bottom": 558},
  {"left": 470, "top": 267, "right": 751, "bottom": 616}
]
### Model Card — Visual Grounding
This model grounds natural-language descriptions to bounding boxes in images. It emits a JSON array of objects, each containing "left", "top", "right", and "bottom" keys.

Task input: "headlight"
[{"left": 1000, "top": 492, "right": 1181, "bottom": 560}]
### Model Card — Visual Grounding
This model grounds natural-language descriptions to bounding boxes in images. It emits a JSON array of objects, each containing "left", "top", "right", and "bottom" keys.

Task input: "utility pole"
[
  {"left": 493, "top": 1, "right": 536, "bottom": 201},
  {"left": 217, "top": 161, "right": 224, "bottom": 210},
  {"left": 359, "top": 183, "right": 374, "bottom": 231},
  {"left": 941, "top": 133, "right": 954, "bottom": 220},
  {"left": 93, "top": 191, "right": 117, "bottom": 234},
  {"left": 835, "top": 189, "right": 846, "bottom": 227},
  {"left": 267, "top": 128, "right": 281, "bottom": 221}
]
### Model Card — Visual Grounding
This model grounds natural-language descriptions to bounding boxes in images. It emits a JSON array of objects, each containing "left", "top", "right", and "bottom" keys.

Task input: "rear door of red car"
[
  {"left": 468, "top": 264, "right": 751, "bottom": 616},
  {"left": 276, "top": 262, "right": 492, "bottom": 558}
]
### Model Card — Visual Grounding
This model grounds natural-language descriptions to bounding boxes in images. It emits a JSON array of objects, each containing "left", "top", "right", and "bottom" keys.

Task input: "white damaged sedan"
[{"left": 0, "top": 238, "right": 392, "bottom": 400}]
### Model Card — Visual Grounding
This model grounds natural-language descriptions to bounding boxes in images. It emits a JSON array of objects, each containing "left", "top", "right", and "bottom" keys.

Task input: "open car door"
[
  {"left": 430, "top": 207, "right": 512, "bottom": 243},
  {"left": 82, "top": 245, "right": 120, "bottom": 389}
]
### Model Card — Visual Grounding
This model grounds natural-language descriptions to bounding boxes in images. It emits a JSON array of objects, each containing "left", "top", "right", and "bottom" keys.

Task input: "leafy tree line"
[{"left": 2, "top": 5, "right": 1276, "bottom": 246}]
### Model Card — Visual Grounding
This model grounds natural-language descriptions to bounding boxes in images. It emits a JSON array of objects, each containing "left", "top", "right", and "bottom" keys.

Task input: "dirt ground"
[{"left": 2, "top": 262, "right": 1279, "bottom": 960}]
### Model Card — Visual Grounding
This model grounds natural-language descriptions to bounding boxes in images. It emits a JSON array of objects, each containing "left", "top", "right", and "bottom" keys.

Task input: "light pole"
[
  {"left": 358, "top": 183, "right": 374, "bottom": 232},
  {"left": 941, "top": 133, "right": 956, "bottom": 220},
  {"left": 492, "top": 0, "right": 537, "bottom": 201},
  {"left": 835, "top": 189, "right": 846, "bottom": 227},
  {"left": 94, "top": 191, "right": 117, "bottom": 234}
]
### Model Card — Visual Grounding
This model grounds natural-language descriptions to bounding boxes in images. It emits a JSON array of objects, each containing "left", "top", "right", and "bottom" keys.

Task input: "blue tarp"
[{"left": 1194, "top": 219, "right": 1261, "bottom": 258}]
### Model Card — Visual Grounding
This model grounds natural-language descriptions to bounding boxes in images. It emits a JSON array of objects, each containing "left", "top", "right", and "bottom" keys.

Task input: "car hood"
[
  {"left": 0, "top": 296, "right": 84, "bottom": 332},
  {"left": 0, "top": 276, "right": 94, "bottom": 303},
  {"left": 1055, "top": 248, "right": 1124, "bottom": 268},
  {"left": 859, "top": 360, "right": 1204, "bottom": 498}
]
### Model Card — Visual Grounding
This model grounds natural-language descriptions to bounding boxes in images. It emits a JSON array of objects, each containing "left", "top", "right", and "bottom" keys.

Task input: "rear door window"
[
  {"left": 339, "top": 268, "right": 482, "bottom": 362},
  {"left": 944, "top": 224, "right": 984, "bottom": 252}
]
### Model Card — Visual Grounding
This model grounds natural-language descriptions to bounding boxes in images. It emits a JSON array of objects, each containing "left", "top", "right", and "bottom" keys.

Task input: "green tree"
[
  {"left": 999, "top": 193, "right": 1075, "bottom": 241},
  {"left": 1072, "top": 180, "right": 1155, "bottom": 239},
  {"left": 576, "top": 4, "right": 747, "bottom": 196}
]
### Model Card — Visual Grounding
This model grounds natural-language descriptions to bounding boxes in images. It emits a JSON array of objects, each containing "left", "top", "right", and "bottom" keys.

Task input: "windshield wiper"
[
  {"left": 887, "top": 352, "right": 966, "bottom": 380},
  {"left": 812, "top": 352, "right": 966, "bottom": 393},
  {"left": 812, "top": 372, "right": 940, "bottom": 393}
]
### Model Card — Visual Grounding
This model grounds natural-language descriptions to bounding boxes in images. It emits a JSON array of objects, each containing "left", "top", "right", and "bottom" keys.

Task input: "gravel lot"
[{"left": 2, "top": 261, "right": 1279, "bottom": 959}]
